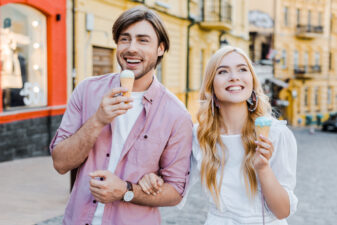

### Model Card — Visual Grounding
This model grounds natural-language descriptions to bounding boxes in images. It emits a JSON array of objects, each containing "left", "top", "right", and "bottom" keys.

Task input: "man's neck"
[{"left": 133, "top": 71, "right": 155, "bottom": 92}]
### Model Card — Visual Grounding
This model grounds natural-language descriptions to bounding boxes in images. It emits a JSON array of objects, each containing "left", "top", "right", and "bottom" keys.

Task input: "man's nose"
[{"left": 127, "top": 39, "right": 138, "bottom": 52}]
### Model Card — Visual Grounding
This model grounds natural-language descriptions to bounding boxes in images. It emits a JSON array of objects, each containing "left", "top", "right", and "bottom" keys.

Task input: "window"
[
  {"left": 297, "top": 9, "right": 301, "bottom": 25},
  {"left": 284, "top": 7, "right": 289, "bottom": 26},
  {"left": 329, "top": 52, "right": 332, "bottom": 71},
  {"left": 315, "top": 52, "right": 320, "bottom": 66},
  {"left": 304, "top": 87, "right": 308, "bottom": 107},
  {"left": 282, "top": 49, "right": 287, "bottom": 68},
  {"left": 1, "top": 4, "right": 47, "bottom": 110},
  {"left": 304, "top": 51, "right": 308, "bottom": 70},
  {"left": 318, "top": 12, "right": 322, "bottom": 26},
  {"left": 308, "top": 10, "right": 311, "bottom": 27},
  {"left": 314, "top": 87, "right": 319, "bottom": 106},
  {"left": 327, "top": 87, "right": 332, "bottom": 105},
  {"left": 294, "top": 50, "right": 299, "bottom": 68},
  {"left": 200, "top": 49, "right": 204, "bottom": 87}
]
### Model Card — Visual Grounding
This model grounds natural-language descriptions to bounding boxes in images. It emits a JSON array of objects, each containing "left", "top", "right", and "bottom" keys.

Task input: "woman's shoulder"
[
  {"left": 270, "top": 118, "right": 293, "bottom": 137},
  {"left": 269, "top": 118, "right": 297, "bottom": 150}
]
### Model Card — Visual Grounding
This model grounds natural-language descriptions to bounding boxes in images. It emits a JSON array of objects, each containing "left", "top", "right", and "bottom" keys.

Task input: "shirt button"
[
  {"left": 144, "top": 134, "right": 148, "bottom": 139},
  {"left": 93, "top": 200, "right": 97, "bottom": 204},
  {"left": 86, "top": 224, "right": 89, "bottom": 225},
  {"left": 106, "top": 153, "right": 110, "bottom": 157},
  {"left": 150, "top": 99, "right": 153, "bottom": 102}
]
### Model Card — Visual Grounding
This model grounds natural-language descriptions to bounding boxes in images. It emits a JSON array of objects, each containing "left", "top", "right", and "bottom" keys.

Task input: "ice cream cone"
[
  {"left": 255, "top": 116, "right": 272, "bottom": 141},
  {"left": 120, "top": 70, "right": 134, "bottom": 97}
]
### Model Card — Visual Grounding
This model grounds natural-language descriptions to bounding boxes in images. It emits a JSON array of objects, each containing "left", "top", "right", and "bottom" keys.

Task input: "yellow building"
[
  {"left": 68, "top": 0, "right": 249, "bottom": 121},
  {"left": 273, "top": 0, "right": 337, "bottom": 126}
]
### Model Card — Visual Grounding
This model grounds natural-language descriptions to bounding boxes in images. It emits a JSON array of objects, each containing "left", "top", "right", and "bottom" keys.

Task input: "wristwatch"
[{"left": 123, "top": 181, "right": 134, "bottom": 202}]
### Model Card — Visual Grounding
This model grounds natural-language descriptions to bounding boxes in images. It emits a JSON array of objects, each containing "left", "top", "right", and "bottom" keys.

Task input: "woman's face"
[{"left": 213, "top": 52, "right": 253, "bottom": 106}]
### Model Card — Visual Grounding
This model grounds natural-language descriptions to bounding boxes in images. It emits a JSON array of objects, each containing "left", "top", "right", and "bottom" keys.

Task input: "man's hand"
[
  {"left": 94, "top": 87, "right": 133, "bottom": 126},
  {"left": 138, "top": 173, "right": 164, "bottom": 195},
  {"left": 89, "top": 170, "right": 127, "bottom": 204}
]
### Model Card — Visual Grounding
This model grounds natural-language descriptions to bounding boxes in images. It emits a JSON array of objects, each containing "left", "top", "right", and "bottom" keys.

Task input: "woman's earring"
[
  {"left": 211, "top": 95, "right": 215, "bottom": 116},
  {"left": 247, "top": 90, "right": 258, "bottom": 112},
  {"left": 211, "top": 91, "right": 219, "bottom": 116}
]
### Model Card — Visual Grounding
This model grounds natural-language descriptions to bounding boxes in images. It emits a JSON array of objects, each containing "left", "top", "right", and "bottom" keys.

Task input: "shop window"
[{"left": 1, "top": 4, "right": 47, "bottom": 111}]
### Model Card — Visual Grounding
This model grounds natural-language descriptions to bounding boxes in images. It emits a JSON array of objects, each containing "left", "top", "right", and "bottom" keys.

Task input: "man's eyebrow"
[{"left": 136, "top": 34, "right": 151, "bottom": 39}]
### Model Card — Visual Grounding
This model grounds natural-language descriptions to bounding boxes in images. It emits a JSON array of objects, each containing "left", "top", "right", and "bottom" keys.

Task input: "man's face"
[{"left": 116, "top": 20, "right": 164, "bottom": 80}]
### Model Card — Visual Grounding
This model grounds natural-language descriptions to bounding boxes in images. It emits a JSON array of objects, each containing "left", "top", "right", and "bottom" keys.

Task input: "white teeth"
[
  {"left": 127, "top": 59, "right": 141, "bottom": 63},
  {"left": 228, "top": 86, "right": 242, "bottom": 91}
]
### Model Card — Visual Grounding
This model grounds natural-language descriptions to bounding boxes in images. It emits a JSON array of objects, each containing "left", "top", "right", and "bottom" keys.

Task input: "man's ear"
[{"left": 157, "top": 42, "right": 165, "bottom": 56}]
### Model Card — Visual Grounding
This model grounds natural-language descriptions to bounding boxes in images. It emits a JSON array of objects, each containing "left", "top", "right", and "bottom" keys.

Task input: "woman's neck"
[{"left": 218, "top": 102, "right": 248, "bottom": 135}]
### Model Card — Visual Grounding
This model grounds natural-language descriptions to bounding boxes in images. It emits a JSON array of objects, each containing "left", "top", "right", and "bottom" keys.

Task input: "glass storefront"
[{"left": 0, "top": 3, "right": 47, "bottom": 111}]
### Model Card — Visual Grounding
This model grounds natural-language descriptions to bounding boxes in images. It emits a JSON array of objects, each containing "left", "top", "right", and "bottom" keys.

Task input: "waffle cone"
[
  {"left": 255, "top": 126, "right": 271, "bottom": 141},
  {"left": 120, "top": 78, "right": 134, "bottom": 97}
]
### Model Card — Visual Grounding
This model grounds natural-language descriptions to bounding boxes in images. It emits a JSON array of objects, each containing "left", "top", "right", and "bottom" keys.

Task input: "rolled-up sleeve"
[
  {"left": 159, "top": 114, "right": 193, "bottom": 196},
  {"left": 269, "top": 123, "right": 298, "bottom": 217},
  {"left": 49, "top": 82, "right": 84, "bottom": 153}
]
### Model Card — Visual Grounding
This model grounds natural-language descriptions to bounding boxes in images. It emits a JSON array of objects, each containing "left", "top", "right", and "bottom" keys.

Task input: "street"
[
  {"left": 160, "top": 127, "right": 337, "bottom": 225},
  {"left": 31, "top": 128, "right": 337, "bottom": 225}
]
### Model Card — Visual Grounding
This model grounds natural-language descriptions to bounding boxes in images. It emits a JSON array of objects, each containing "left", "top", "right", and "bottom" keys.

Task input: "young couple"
[{"left": 50, "top": 5, "right": 297, "bottom": 225}]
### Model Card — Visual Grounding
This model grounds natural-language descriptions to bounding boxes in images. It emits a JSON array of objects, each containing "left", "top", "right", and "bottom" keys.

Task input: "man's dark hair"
[{"left": 113, "top": 5, "right": 170, "bottom": 67}]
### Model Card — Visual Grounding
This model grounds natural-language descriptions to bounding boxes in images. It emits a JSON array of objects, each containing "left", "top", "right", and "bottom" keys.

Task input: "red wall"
[{"left": 0, "top": 0, "right": 67, "bottom": 122}]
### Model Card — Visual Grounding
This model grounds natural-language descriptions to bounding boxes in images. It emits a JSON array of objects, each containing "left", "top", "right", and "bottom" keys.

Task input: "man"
[{"left": 50, "top": 6, "right": 192, "bottom": 225}]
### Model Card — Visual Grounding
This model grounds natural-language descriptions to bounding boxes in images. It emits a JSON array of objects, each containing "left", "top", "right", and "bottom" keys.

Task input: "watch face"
[{"left": 123, "top": 191, "right": 134, "bottom": 202}]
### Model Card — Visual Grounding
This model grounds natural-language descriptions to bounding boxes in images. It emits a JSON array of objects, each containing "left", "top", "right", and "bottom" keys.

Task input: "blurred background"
[{"left": 0, "top": 0, "right": 336, "bottom": 224}]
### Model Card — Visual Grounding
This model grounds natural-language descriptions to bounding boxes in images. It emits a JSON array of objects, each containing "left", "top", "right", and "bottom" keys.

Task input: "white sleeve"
[
  {"left": 269, "top": 122, "right": 298, "bottom": 217},
  {"left": 176, "top": 128, "right": 202, "bottom": 209}
]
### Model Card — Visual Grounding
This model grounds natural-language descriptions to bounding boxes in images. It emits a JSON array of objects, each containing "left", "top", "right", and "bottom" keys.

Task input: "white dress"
[{"left": 179, "top": 119, "right": 298, "bottom": 225}]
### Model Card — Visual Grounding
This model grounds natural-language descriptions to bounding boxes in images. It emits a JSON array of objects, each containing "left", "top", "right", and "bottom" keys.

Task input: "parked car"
[{"left": 322, "top": 114, "right": 337, "bottom": 131}]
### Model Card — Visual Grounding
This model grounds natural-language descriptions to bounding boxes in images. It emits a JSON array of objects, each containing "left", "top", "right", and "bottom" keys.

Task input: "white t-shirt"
[
  {"left": 179, "top": 119, "right": 298, "bottom": 225},
  {"left": 92, "top": 92, "right": 145, "bottom": 225}
]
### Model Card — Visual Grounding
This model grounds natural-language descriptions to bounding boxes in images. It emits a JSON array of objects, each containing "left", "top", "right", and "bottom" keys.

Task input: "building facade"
[
  {"left": 274, "top": 0, "right": 337, "bottom": 126},
  {"left": 0, "top": 0, "right": 67, "bottom": 162},
  {"left": 70, "top": 0, "right": 249, "bottom": 121}
]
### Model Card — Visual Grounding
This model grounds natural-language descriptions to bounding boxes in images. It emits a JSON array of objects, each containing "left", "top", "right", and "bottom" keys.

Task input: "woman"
[{"left": 138, "top": 46, "right": 298, "bottom": 225}]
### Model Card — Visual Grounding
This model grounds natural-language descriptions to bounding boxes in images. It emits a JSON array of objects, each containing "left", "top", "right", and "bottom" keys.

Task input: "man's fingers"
[
  {"left": 89, "top": 178, "right": 105, "bottom": 189},
  {"left": 106, "top": 87, "right": 128, "bottom": 97},
  {"left": 89, "top": 170, "right": 109, "bottom": 178}
]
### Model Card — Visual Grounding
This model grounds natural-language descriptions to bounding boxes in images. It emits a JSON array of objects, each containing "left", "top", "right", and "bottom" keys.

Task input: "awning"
[{"left": 267, "top": 78, "right": 289, "bottom": 88}]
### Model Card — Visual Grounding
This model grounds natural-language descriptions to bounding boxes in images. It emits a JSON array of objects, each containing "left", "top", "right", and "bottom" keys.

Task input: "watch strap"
[{"left": 126, "top": 181, "right": 133, "bottom": 191}]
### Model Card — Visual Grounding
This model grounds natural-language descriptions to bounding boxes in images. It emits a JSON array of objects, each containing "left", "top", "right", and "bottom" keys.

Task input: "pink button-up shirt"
[{"left": 50, "top": 73, "right": 193, "bottom": 225}]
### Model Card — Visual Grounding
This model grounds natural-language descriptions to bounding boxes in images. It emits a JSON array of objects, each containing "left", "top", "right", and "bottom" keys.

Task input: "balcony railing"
[
  {"left": 296, "top": 25, "right": 324, "bottom": 39},
  {"left": 294, "top": 65, "right": 322, "bottom": 78},
  {"left": 200, "top": 0, "right": 232, "bottom": 30}
]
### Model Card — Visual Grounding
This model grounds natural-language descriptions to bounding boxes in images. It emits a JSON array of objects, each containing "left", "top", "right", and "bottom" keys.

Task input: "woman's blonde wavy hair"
[{"left": 197, "top": 46, "right": 272, "bottom": 208}]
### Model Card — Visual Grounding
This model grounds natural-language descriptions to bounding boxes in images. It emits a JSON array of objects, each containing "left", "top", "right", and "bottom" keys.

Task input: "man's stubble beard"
[{"left": 117, "top": 56, "right": 158, "bottom": 80}]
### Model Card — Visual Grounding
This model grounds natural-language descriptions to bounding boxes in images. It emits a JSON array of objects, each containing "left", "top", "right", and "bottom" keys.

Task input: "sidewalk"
[{"left": 0, "top": 156, "right": 69, "bottom": 225}]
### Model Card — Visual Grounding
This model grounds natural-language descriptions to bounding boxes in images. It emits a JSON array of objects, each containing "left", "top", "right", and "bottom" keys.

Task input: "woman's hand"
[
  {"left": 253, "top": 135, "right": 274, "bottom": 172},
  {"left": 138, "top": 173, "right": 164, "bottom": 195}
]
